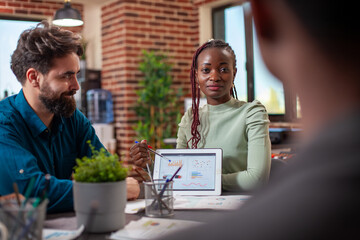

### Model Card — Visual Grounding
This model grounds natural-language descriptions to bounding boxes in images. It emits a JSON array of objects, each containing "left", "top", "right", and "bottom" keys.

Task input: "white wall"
[{"left": 81, "top": 2, "right": 102, "bottom": 70}]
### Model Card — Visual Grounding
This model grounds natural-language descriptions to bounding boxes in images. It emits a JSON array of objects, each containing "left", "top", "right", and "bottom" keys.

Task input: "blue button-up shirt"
[{"left": 0, "top": 90, "right": 104, "bottom": 213}]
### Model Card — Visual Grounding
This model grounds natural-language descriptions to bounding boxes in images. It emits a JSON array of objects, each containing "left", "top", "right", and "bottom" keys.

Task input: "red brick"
[
  {"left": 133, "top": 6, "right": 146, "bottom": 12},
  {"left": 15, "top": 9, "right": 28, "bottom": 14},
  {"left": 148, "top": 8, "right": 161, "bottom": 14},
  {"left": 139, "top": 1, "right": 152, "bottom": 6},
  {"left": 163, "top": 10, "right": 174, "bottom": 15},
  {"left": 30, "top": 10, "right": 43, "bottom": 14},
  {"left": 155, "top": 16, "right": 166, "bottom": 20},
  {"left": 127, "top": 26, "right": 139, "bottom": 31},
  {"left": 169, "top": 30, "right": 181, "bottom": 34},
  {"left": 37, "top": 5, "right": 50, "bottom": 10},
  {"left": 125, "top": 12, "right": 138, "bottom": 17},
  {"left": 154, "top": 3, "right": 167, "bottom": 8},
  {"left": 8, "top": 3, "right": 21, "bottom": 7},
  {"left": 22, "top": 3, "right": 34, "bottom": 8},
  {"left": 149, "top": 34, "right": 160, "bottom": 39},
  {"left": 0, "top": 8, "right": 13, "bottom": 13},
  {"left": 169, "top": 17, "right": 180, "bottom": 22},
  {"left": 139, "top": 14, "right": 152, "bottom": 19},
  {"left": 140, "top": 40, "right": 153, "bottom": 45}
]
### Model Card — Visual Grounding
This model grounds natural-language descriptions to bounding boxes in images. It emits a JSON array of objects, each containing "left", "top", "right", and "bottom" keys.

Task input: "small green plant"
[{"left": 73, "top": 141, "right": 128, "bottom": 182}]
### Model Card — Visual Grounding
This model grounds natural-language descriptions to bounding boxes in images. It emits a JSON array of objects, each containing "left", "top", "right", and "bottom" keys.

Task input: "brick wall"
[
  {"left": 101, "top": 0, "right": 200, "bottom": 160},
  {"left": 193, "top": 0, "right": 220, "bottom": 6},
  {"left": 0, "top": 0, "right": 83, "bottom": 32}
]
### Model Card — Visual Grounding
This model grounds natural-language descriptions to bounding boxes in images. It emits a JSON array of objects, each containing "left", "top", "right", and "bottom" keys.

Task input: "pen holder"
[
  {"left": 144, "top": 179, "right": 174, "bottom": 218},
  {"left": 0, "top": 198, "right": 48, "bottom": 240}
]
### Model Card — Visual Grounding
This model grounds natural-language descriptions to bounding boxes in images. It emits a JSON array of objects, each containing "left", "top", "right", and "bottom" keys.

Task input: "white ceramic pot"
[
  {"left": 73, "top": 180, "right": 126, "bottom": 233},
  {"left": 0, "top": 222, "right": 8, "bottom": 239}
]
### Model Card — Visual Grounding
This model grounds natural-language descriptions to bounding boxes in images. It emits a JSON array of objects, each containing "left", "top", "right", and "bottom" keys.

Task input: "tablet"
[{"left": 153, "top": 148, "right": 222, "bottom": 196}]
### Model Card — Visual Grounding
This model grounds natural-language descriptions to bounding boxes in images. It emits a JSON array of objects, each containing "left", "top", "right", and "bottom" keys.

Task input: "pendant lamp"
[{"left": 53, "top": 0, "right": 84, "bottom": 27}]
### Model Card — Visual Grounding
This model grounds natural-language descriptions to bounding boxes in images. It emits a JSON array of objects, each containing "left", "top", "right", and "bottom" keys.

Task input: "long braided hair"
[{"left": 187, "top": 39, "right": 238, "bottom": 149}]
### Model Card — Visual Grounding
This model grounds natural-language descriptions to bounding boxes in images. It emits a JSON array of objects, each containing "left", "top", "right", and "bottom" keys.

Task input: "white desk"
[{"left": 45, "top": 193, "right": 247, "bottom": 240}]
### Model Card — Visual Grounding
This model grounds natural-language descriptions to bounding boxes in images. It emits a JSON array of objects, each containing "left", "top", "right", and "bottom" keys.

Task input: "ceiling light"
[{"left": 53, "top": 0, "right": 83, "bottom": 27}]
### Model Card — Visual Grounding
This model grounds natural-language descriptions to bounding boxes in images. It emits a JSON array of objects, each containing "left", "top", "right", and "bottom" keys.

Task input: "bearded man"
[{"left": 0, "top": 21, "right": 139, "bottom": 213}]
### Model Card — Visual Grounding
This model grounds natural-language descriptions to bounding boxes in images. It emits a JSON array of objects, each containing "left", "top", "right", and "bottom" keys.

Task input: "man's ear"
[
  {"left": 26, "top": 68, "right": 40, "bottom": 87},
  {"left": 250, "top": 0, "right": 283, "bottom": 80},
  {"left": 250, "top": 0, "right": 276, "bottom": 42}
]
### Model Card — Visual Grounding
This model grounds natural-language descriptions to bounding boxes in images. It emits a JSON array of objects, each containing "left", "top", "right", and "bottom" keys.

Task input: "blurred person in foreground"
[
  {"left": 158, "top": 0, "right": 360, "bottom": 239},
  {"left": 0, "top": 21, "right": 139, "bottom": 213}
]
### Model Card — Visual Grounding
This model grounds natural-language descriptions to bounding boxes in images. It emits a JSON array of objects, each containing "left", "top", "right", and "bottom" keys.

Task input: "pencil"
[
  {"left": 12, "top": 182, "right": 21, "bottom": 207},
  {"left": 22, "top": 176, "right": 36, "bottom": 207}
]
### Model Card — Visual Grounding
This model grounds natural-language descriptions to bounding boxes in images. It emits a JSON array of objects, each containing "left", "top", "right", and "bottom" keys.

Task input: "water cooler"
[{"left": 87, "top": 89, "right": 116, "bottom": 154}]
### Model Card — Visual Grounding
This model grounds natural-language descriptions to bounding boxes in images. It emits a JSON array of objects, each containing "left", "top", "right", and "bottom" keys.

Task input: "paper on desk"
[
  {"left": 42, "top": 225, "right": 84, "bottom": 240},
  {"left": 174, "top": 195, "right": 251, "bottom": 210},
  {"left": 109, "top": 217, "right": 204, "bottom": 240},
  {"left": 125, "top": 199, "right": 145, "bottom": 214}
]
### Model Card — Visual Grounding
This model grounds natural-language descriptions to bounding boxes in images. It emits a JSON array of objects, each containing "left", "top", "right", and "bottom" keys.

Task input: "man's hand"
[
  {"left": 0, "top": 193, "right": 25, "bottom": 202},
  {"left": 129, "top": 139, "right": 151, "bottom": 168},
  {"left": 126, "top": 177, "right": 140, "bottom": 200}
]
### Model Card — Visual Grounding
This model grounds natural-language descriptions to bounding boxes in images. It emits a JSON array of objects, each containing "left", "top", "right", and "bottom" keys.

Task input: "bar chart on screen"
[{"left": 158, "top": 154, "right": 215, "bottom": 190}]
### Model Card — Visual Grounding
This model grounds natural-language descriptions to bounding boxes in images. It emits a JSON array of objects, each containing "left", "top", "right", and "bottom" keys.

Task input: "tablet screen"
[
  {"left": 158, "top": 153, "right": 216, "bottom": 191},
  {"left": 153, "top": 148, "right": 222, "bottom": 195}
]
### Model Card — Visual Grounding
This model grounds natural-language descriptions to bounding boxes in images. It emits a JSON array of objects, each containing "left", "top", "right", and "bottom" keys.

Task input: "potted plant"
[
  {"left": 73, "top": 141, "right": 128, "bottom": 233},
  {"left": 133, "top": 50, "right": 183, "bottom": 149}
]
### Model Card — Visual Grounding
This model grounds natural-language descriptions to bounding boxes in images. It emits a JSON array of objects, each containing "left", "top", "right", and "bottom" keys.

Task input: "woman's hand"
[
  {"left": 126, "top": 177, "right": 140, "bottom": 200},
  {"left": 129, "top": 139, "right": 151, "bottom": 168}
]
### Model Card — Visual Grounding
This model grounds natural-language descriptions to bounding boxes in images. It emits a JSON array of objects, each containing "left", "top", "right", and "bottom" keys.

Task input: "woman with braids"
[{"left": 131, "top": 39, "right": 271, "bottom": 192}]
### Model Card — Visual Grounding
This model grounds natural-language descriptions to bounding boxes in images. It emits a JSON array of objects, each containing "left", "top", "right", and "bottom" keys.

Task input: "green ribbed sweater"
[{"left": 176, "top": 98, "right": 271, "bottom": 192}]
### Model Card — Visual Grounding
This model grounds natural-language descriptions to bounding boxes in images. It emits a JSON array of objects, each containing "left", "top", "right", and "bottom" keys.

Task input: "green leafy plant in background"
[
  {"left": 133, "top": 50, "right": 183, "bottom": 149},
  {"left": 80, "top": 36, "right": 88, "bottom": 61},
  {"left": 73, "top": 140, "right": 128, "bottom": 182}
]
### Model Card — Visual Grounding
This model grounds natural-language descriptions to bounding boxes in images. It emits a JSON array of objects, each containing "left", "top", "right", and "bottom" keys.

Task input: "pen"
[
  {"left": 135, "top": 141, "right": 172, "bottom": 162},
  {"left": 150, "top": 165, "right": 182, "bottom": 212},
  {"left": 159, "top": 165, "right": 183, "bottom": 198}
]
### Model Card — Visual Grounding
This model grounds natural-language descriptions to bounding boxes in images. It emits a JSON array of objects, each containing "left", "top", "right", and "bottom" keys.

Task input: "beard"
[{"left": 39, "top": 81, "right": 77, "bottom": 118}]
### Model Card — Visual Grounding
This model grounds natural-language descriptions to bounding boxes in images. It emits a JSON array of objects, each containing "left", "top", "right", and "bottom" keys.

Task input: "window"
[
  {"left": 213, "top": 3, "right": 299, "bottom": 122},
  {"left": 224, "top": 6, "right": 247, "bottom": 102},
  {"left": 0, "top": 18, "right": 39, "bottom": 100},
  {"left": 253, "top": 28, "right": 285, "bottom": 115}
]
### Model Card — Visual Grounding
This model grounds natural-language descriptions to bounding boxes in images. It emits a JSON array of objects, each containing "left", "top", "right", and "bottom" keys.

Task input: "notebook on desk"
[{"left": 152, "top": 148, "right": 222, "bottom": 196}]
